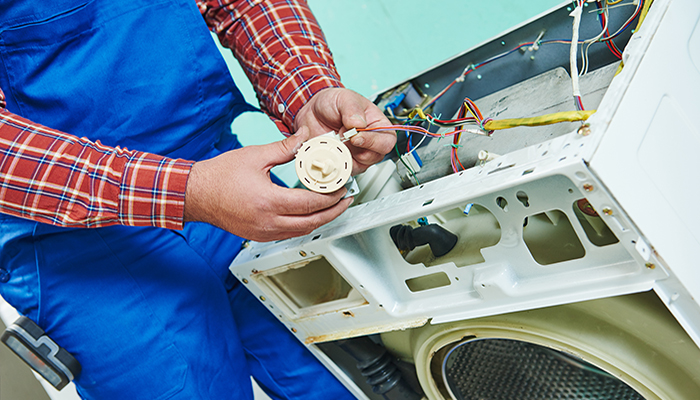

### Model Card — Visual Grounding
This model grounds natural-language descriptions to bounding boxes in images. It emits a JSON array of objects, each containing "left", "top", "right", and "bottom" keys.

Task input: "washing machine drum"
[
  {"left": 441, "top": 338, "right": 643, "bottom": 400},
  {"left": 381, "top": 292, "right": 700, "bottom": 400}
]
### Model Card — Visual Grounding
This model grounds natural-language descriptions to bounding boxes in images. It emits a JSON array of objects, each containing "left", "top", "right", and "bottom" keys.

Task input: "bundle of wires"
[
  {"left": 595, "top": 0, "right": 624, "bottom": 60},
  {"left": 379, "top": 101, "right": 492, "bottom": 140},
  {"left": 581, "top": 0, "right": 646, "bottom": 75},
  {"left": 448, "top": 99, "right": 491, "bottom": 173},
  {"left": 368, "top": 100, "right": 596, "bottom": 175},
  {"left": 374, "top": 99, "right": 494, "bottom": 180},
  {"left": 598, "top": 0, "right": 645, "bottom": 46},
  {"left": 570, "top": 0, "right": 586, "bottom": 111},
  {"left": 374, "top": 0, "right": 647, "bottom": 179},
  {"left": 365, "top": 107, "right": 596, "bottom": 143},
  {"left": 573, "top": 0, "right": 644, "bottom": 109}
]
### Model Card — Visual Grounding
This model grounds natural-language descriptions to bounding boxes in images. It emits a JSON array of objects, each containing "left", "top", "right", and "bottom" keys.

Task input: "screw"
[
  {"left": 299, "top": 250, "right": 307, "bottom": 257},
  {"left": 602, "top": 208, "right": 613, "bottom": 216},
  {"left": 242, "top": 278, "right": 249, "bottom": 284},
  {"left": 583, "top": 184, "right": 594, "bottom": 192},
  {"left": 241, "top": 241, "right": 250, "bottom": 249},
  {"left": 259, "top": 296, "right": 266, "bottom": 301},
  {"left": 578, "top": 123, "right": 591, "bottom": 136},
  {"left": 251, "top": 269, "right": 258, "bottom": 274},
  {"left": 645, "top": 263, "right": 656, "bottom": 269},
  {"left": 291, "top": 327, "right": 298, "bottom": 333}
]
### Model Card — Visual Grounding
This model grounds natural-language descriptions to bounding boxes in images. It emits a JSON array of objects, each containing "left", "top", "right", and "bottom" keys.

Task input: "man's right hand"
[{"left": 183, "top": 127, "right": 352, "bottom": 242}]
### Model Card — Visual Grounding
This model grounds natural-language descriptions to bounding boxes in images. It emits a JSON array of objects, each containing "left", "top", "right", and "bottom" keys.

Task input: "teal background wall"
[{"left": 218, "top": 0, "right": 565, "bottom": 183}]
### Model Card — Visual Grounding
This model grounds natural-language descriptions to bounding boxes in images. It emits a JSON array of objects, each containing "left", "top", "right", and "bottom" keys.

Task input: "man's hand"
[
  {"left": 294, "top": 88, "right": 395, "bottom": 174},
  {"left": 184, "top": 127, "right": 352, "bottom": 242}
]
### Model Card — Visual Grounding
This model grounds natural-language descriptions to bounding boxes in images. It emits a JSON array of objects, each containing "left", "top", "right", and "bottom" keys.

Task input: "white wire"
[
  {"left": 599, "top": 1, "right": 638, "bottom": 12},
  {"left": 581, "top": 2, "right": 610, "bottom": 75},
  {"left": 405, "top": 133, "right": 427, "bottom": 158},
  {"left": 606, "top": 0, "right": 643, "bottom": 39},
  {"left": 580, "top": 0, "right": 641, "bottom": 75},
  {"left": 569, "top": 4, "right": 584, "bottom": 97}
]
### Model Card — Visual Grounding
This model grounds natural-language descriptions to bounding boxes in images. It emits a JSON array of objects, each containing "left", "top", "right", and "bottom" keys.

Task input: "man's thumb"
[{"left": 268, "top": 126, "right": 310, "bottom": 165}]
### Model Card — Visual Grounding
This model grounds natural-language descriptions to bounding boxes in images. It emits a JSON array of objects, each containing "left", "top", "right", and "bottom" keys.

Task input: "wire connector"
[
  {"left": 341, "top": 128, "right": 359, "bottom": 142},
  {"left": 400, "top": 152, "right": 422, "bottom": 174}
]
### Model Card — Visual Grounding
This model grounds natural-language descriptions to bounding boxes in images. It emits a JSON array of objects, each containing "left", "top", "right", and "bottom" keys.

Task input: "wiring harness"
[{"left": 370, "top": 0, "right": 651, "bottom": 179}]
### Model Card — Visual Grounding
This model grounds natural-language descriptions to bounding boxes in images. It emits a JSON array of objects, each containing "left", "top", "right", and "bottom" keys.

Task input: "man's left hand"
[{"left": 294, "top": 88, "right": 395, "bottom": 174}]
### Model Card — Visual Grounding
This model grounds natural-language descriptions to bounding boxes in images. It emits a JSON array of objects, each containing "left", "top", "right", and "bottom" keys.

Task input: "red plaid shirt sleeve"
[
  {"left": 0, "top": 0, "right": 335, "bottom": 228},
  {"left": 198, "top": 0, "right": 344, "bottom": 135},
  {"left": 0, "top": 108, "right": 192, "bottom": 229}
]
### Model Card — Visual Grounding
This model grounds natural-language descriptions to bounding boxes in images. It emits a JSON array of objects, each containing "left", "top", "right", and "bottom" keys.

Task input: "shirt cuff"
[{"left": 119, "top": 152, "right": 193, "bottom": 230}]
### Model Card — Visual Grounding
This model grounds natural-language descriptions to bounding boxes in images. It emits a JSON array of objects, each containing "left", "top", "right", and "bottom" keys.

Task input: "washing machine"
[{"left": 229, "top": 0, "right": 700, "bottom": 398}]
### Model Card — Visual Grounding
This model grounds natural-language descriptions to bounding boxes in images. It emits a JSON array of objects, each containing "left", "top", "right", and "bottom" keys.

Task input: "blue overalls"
[{"left": 0, "top": 0, "right": 353, "bottom": 398}]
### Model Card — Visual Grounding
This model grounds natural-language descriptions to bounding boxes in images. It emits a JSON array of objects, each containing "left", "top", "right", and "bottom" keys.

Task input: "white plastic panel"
[
  {"left": 231, "top": 137, "right": 666, "bottom": 344},
  {"left": 587, "top": 0, "right": 700, "bottom": 344}
]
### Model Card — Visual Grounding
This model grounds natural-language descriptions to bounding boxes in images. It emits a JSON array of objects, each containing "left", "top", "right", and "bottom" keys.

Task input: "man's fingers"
[
  {"left": 348, "top": 129, "right": 391, "bottom": 152},
  {"left": 274, "top": 196, "right": 353, "bottom": 236},
  {"left": 273, "top": 186, "right": 348, "bottom": 216},
  {"left": 346, "top": 129, "right": 396, "bottom": 170}
]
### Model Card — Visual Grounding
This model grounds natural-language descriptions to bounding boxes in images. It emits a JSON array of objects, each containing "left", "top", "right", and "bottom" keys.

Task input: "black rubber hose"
[
  {"left": 390, "top": 223, "right": 459, "bottom": 257},
  {"left": 337, "top": 337, "right": 423, "bottom": 400}
]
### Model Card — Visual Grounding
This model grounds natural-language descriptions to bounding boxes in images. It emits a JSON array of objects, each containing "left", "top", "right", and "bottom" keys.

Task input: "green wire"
[{"left": 395, "top": 142, "right": 420, "bottom": 185}]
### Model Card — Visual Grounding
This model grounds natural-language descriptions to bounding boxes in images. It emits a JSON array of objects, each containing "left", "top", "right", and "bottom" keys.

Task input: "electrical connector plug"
[
  {"left": 341, "top": 128, "right": 359, "bottom": 142},
  {"left": 400, "top": 152, "right": 422, "bottom": 174}
]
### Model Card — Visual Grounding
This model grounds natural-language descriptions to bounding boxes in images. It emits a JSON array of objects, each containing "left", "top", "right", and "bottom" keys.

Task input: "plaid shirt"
[{"left": 0, "top": 0, "right": 343, "bottom": 230}]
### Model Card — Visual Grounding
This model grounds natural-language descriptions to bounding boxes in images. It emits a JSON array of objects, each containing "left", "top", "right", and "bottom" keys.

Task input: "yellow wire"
[
  {"left": 606, "top": 0, "right": 624, "bottom": 5},
  {"left": 408, "top": 108, "right": 428, "bottom": 120},
  {"left": 483, "top": 110, "right": 596, "bottom": 130},
  {"left": 615, "top": 61, "right": 625, "bottom": 75},
  {"left": 635, "top": 0, "right": 653, "bottom": 32}
]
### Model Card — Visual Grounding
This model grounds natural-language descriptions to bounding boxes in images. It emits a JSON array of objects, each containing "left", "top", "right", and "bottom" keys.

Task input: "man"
[{"left": 0, "top": 0, "right": 394, "bottom": 398}]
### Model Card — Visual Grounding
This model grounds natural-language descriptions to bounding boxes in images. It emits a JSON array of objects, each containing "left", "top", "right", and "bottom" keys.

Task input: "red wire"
[
  {"left": 451, "top": 104, "right": 468, "bottom": 172},
  {"left": 599, "top": 0, "right": 643, "bottom": 44},
  {"left": 454, "top": 139, "right": 465, "bottom": 171},
  {"left": 597, "top": 5, "right": 623, "bottom": 59}
]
